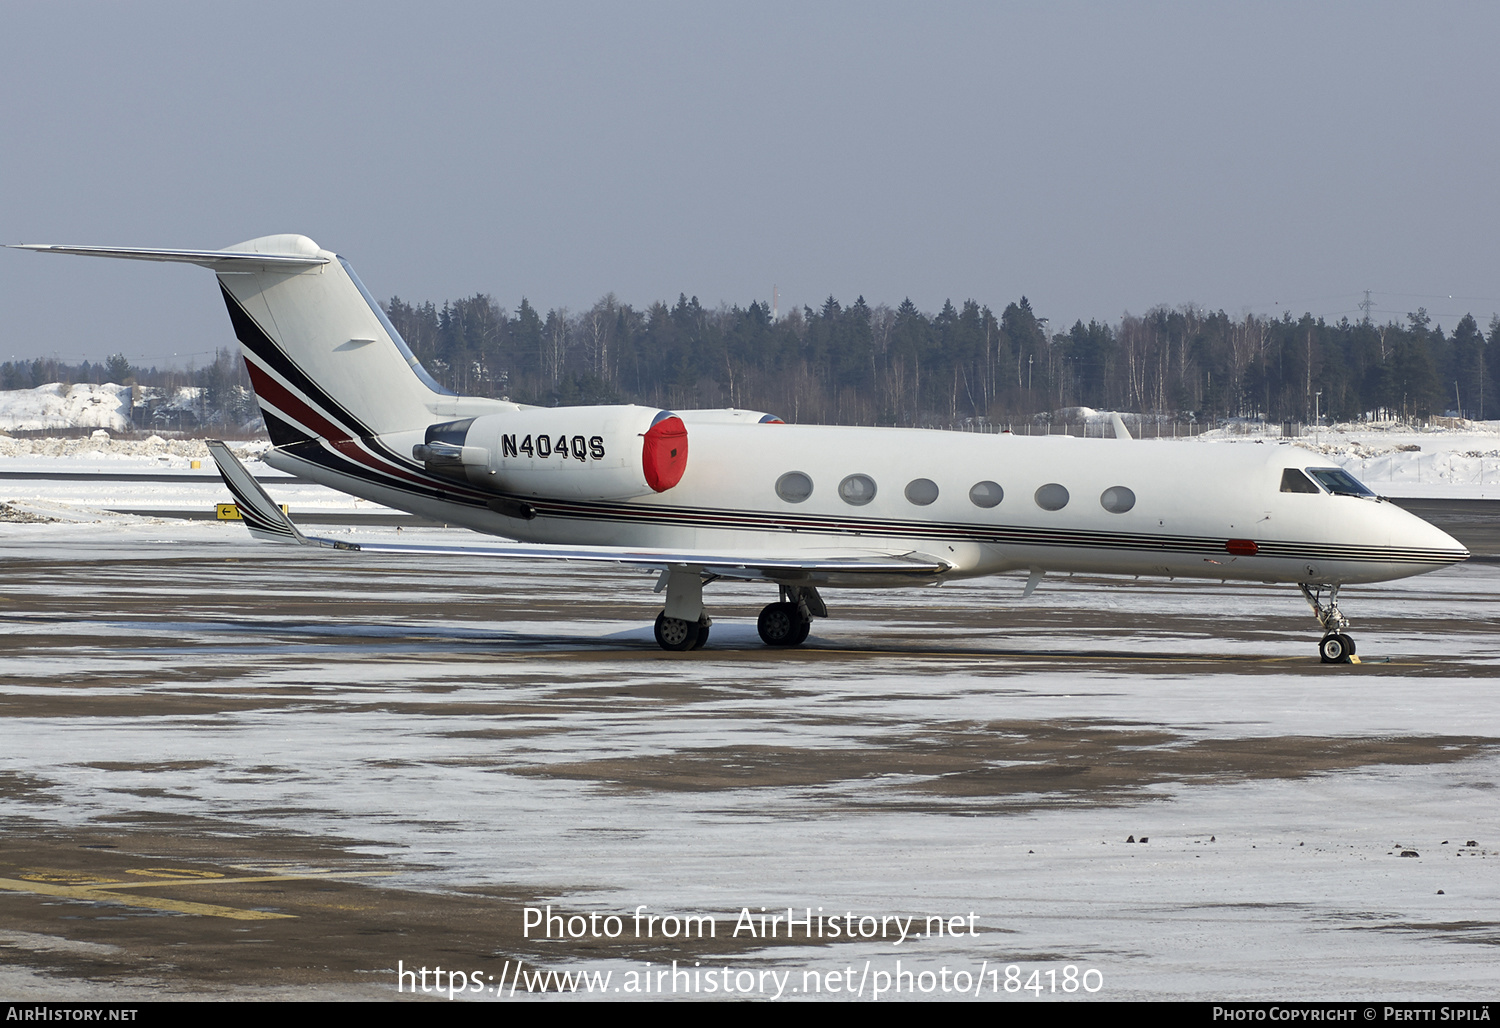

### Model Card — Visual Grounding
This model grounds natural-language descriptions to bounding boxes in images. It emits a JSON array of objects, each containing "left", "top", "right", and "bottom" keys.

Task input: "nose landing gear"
[
  {"left": 1318, "top": 632, "right": 1356, "bottom": 663},
  {"left": 1300, "top": 583, "right": 1358, "bottom": 664}
]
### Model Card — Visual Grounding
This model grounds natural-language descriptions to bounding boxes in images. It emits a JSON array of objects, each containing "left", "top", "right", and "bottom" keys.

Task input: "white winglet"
[{"left": 206, "top": 441, "right": 309, "bottom": 545}]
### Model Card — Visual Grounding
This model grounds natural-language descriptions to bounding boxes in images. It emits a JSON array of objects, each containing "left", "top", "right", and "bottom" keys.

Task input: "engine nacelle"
[
  {"left": 413, "top": 404, "right": 688, "bottom": 501},
  {"left": 673, "top": 408, "right": 784, "bottom": 425}
]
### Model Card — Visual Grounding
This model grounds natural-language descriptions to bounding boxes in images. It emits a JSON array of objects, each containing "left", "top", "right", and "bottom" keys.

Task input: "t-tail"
[
  {"left": 9, "top": 234, "right": 517, "bottom": 448},
  {"left": 10, "top": 235, "right": 693, "bottom": 529}
]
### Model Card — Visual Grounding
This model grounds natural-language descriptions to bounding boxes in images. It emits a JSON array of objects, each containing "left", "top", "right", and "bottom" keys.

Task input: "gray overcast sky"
[{"left": 3, "top": 1, "right": 1498, "bottom": 367}]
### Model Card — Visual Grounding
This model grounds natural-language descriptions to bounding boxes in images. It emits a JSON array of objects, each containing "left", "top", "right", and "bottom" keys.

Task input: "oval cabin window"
[
  {"left": 969, "top": 481, "right": 1004, "bottom": 508},
  {"left": 905, "top": 478, "right": 939, "bottom": 505},
  {"left": 1034, "top": 483, "right": 1070, "bottom": 511},
  {"left": 1100, "top": 486, "right": 1136, "bottom": 513},
  {"left": 838, "top": 474, "right": 877, "bottom": 506},
  {"left": 775, "top": 471, "right": 814, "bottom": 503}
]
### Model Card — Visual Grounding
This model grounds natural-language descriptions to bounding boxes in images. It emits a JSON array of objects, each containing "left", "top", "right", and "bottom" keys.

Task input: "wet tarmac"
[{"left": 0, "top": 515, "right": 1497, "bottom": 1000}]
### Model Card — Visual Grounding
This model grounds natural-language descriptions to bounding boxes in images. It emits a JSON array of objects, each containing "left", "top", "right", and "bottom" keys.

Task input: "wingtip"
[{"left": 205, "top": 440, "right": 308, "bottom": 546}]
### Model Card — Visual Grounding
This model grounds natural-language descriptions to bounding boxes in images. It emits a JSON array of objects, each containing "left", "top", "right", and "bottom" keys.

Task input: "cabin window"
[
  {"left": 776, "top": 471, "right": 814, "bottom": 503},
  {"left": 1035, "top": 483, "right": 1070, "bottom": 511},
  {"left": 838, "top": 474, "right": 877, "bottom": 506},
  {"left": 1306, "top": 468, "right": 1376, "bottom": 497},
  {"left": 1280, "top": 468, "right": 1320, "bottom": 494},
  {"left": 969, "top": 481, "right": 1004, "bottom": 508},
  {"left": 905, "top": 478, "right": 939, "bottom": 505},
  {"left": 1100, "top": 486, "right": 1135, "bottom": 513}
]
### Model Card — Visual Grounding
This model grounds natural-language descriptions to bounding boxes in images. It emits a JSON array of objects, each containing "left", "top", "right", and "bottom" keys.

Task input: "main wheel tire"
[
  {"left": 1319, "top": 634, "right": 1350, "bottom": 664},
  {"left": 1340, "top": 633, "right": 1356, "bottom": 656},
  {"left": 690, "top": 620, "right": 711, "bottom": 650},
  {"left": 757, "top": 602, "right": 807, "bottom": 647},
  {"left": 654, "top": 612, "right": 698, "bottom": 651},
  {"left": 790, "top": 617, "right": 810, "bottom": 645}
]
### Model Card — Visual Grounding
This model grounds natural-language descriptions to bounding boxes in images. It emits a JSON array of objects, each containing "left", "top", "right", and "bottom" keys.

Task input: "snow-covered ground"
[
  {"left": 0, "top": 381, "right": 262, "bottom": 435},
  {"left": 1201, "top": 419, "right": 1500, "bottom": 500},
  {"left": 1047, "top": 409, "right": 1500, "bottom": 500},
  {"left": 0, "top": 520, "right": 1495, "bottom": 1000},
  {"left": 0, "top": 431, "right": 271, "bottom": 468},
  {"left": 0, "top": 383, "right": 134, "bottom": 432},
  {"left": 0, "top": 433, "right": 366, "bottom": 514}
]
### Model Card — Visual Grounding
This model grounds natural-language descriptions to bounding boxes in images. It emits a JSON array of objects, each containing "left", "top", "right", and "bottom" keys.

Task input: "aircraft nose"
[{"left": 1388, "top": 502, "right": 1468, "bottom": 564}]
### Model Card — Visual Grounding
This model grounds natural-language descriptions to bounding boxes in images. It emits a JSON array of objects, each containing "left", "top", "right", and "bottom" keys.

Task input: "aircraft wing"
[{"left": 206, "top": 441, "right": 950, "bottom": 582}]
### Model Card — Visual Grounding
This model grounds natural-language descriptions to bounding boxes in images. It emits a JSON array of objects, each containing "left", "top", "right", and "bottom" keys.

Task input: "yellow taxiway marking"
[
  {"left": 0, "top": 877, "right": 293, "bottom": 920},
  {"left": 91, "top": 871, "right": 393, "bottom": 891},
  {"left": 16, "top": 871, "right": 118, "bottom": 885},
  {"left": 126, "top": 867, "right": 224, "bottom": 879},
  {"left": 796, "top": 647, "right": 1416, "bottom": 666},
  {"left": 0, "top": 870, "right": 393, "bottom": 921}
]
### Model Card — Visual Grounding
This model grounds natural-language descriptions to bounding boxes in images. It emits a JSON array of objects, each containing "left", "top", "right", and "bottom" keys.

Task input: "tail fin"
[
  {"left": 11, "top": 234, "right": 509, "bottom": 448},
  {"left": 213, "top": 235, "right": 455, "bottom": 445}
]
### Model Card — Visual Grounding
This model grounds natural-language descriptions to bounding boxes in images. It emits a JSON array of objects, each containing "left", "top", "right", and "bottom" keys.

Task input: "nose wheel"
[
  {"left": 1301, "top": 584, "right": 1357, "bottom": 664},
  {"left": 1319, "top": 633, "right": 1356, "bottom": 664}
]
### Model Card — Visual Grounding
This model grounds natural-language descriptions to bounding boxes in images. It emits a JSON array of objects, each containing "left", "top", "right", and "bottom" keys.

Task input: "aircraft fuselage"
[{"left": 265, "top": 422, "right": 1466, "bottom": 589}]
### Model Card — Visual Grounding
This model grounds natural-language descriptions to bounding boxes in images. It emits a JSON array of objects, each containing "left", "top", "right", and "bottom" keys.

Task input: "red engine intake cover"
[{"left": 642, "top": 415, "right": 688, "bottom": 492}]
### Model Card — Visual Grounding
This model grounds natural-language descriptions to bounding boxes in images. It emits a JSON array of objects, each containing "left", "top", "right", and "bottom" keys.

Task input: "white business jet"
[{"left": 11, "top": 235, "right": 1469, "bottom": 660}]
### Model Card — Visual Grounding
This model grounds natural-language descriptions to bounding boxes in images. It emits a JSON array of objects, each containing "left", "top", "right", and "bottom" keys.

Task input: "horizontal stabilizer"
[{"left": 7, "top": 244, "right": 327, "bottom": 268}]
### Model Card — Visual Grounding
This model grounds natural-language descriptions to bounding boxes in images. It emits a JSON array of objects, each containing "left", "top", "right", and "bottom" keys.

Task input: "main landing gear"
[
  {"left": 756, "top": 585, "right": 824, "bottom": 648},
  {"left": 650, "top": 577, "right": 825, "bottom": 651},
  {"left": 757, "top": 602, "right": 809, "bottom": 647},
  {"left": 654, "top": 611, "right": 711, "bottom": 651},
  {"left": 1300, "top": 583, "right": 1357, "bottom": 665}
]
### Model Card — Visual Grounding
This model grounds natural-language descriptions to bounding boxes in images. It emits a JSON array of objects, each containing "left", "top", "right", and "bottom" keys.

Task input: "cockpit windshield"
[
  {"left": 1305, "top": 467, "right": 1376, "bottom": 497},
  {"left": 1280, "top": 468, "right": 1320, "bottom": 493}
]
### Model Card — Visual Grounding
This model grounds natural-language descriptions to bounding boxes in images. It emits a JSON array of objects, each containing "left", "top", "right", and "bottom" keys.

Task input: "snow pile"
[
  {"left": 1053, "top": 408, "right": 1207, "bottom": 428},
  {"left": 1201, "top": 417, "right": 1500, "bottom": 444},
  {"left": 0, "top": 435, "right": 273, "bottom": 478},
  {"left": 1052, "top": 406, "right": 1103, "bottom": 422},
  {"left": 1268, "top": 421, "right": 1500, "bottom": 497},
  {"left": 0, "top": 501, "right": 62, "bottom": 523},
  {"left": 0, "top": 382, "right": 132, "bottom": 432},
  {"left": 146, "top": 385, "right": 208, "bottom": 419},
  {"left": 1301, "top": 443, "right": 1500, "bottom": 497},
  {"left": 0, "top": 382, "right": 262, "bottom": 434},
  {"left": 0, "top": 434, "right": 270, "bottom": 462}
]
